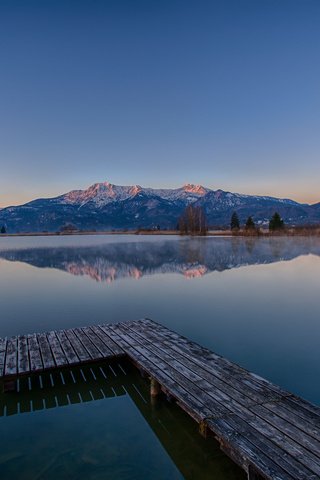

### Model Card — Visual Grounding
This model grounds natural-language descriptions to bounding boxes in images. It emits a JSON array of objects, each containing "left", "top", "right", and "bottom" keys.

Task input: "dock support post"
[
  {"left": 199, "top": 420, "right": 208, "bottom": 438},
  {"left": 139, "top": 368, "right": 147, "bottom": 379},
  {"left": 247, "top": 466, "right": 263, "bottom": 479},
  {"left": 3, "top": 379, "right": 17, "bottom": 393},
  {"left": 150, "top": 378, "right": 161, "bottom": 397},
  {"left": 166, "top": 393, "right": 175, "bottom": 403}
]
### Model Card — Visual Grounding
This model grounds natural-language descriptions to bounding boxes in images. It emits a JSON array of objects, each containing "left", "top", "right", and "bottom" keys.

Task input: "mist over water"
[{"left": 0, "top": 234, "right": 319, "bottom": 404}]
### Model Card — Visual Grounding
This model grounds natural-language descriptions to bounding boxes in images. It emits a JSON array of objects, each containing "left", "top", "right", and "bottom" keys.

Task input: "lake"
[{"left": 0, "top": 234, "right": 319, "bottom": 479}]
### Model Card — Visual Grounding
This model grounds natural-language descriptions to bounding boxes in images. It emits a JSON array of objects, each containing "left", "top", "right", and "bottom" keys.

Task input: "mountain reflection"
[{"left": 1, "top": 237, "right": 320, "bottom": 284}]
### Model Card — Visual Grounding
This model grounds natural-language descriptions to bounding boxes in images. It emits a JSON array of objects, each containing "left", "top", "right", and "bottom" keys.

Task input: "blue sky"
[{"left": 1, "top": 0, "right": 319, "bottom": 207}]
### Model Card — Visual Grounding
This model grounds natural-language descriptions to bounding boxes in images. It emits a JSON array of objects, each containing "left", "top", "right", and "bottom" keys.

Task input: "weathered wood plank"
[
  {"left": 18, "top": 336, "right": 30, "bottom": 374},
  {"left": 37, "top": 333, "right": 55, "bottom": 369},
  {"left": 0, "top": 337, "right": 7, "bottom": 353},
  {"left": 93, "top": 325, "right": 125, "bottom": 356},
  {"left": 1, "top": 318, "right": 320, "bottom": 480},
  {"left": 0, "top": 337, "right": 7, "bottom": 377},
  {"left": 229, "top": 400, "right": 320, "bottom": 476},
  {"left": 262, "top": 400, "right": 320, "bottom": 443},
  {"left": 4, "top": 337, "right": 18, "bottom": 376},
  {"left": 111, "top": 324, "right": 230, "bottom": 419},
  {"left": 55, "top": 330, "right": 80, "bottom": 364},
  {"left": 284, "top": 395, "right": 320, "bottom": 422},
  {"left": 251, "top": 403, "right": 320, "bottom": 460},
  {"left": 140, "top": 319, "right": 288, "bottom": 399},
  {"left": 46, "top": 331, "right": 68, "bottom": 367},
  {"left": 72, "top": 328, "right": 103, "bottom": 360},
  {"left": 210, "top": 416, "right": 297, "bottom": 480},
  {"left": 122, "top": 324, "right": 242, "bottom": 412},
  {"left": 126, "top": 324, "right": 271, "bottom": 413},
  {"left": 107, "top": 324, "right": 214, "bottom": 422},
  {"left": 280, "top": 396, "right": 320, "bottom": 428},
  {"left": 217, "top": 414, "right": 318, "bottom": 480},
  {"left": 128, "top": 322, "right": 280, "bottom": 407},
  {"left": 63, "top": 329, "right": 91, "bottom": 362},
  {"left": 81, "top": 327, "right": 114, "bottom": 358},
  {"left": 129, "top": 321, "right": 320, "bottom": 450},
  {"left": 124, "top": 321, "right": 320, "bottom": 477},
  {"left": 141, "top": 318, "right": 291, "bottom": 399},
  {"left": 27, "top": 334, "right": 43, "bottom": 372}
]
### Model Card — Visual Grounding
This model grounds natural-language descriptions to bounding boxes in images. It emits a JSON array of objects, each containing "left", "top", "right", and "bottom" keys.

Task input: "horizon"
[
  {"left": 0, "top": 178, "right": 319, "bottom": 209},
  {"left": 1, "top": 1, "right": 320, "bottom": 206}
]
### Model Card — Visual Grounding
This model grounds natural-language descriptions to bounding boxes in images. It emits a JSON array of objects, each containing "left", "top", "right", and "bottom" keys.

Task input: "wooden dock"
[{"left": 1, "top": 318, "right": 320, "bottom": 480}]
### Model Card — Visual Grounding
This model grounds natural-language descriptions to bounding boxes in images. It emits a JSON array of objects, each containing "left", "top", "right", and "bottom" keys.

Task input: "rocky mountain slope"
[{"left": 0, "top": 181, "right": 318, "bottom": 232}]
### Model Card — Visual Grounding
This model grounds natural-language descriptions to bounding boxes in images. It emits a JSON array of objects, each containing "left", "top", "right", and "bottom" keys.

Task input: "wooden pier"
[{"left": 1, "top": 318, "right": 320, "bottom": 480}]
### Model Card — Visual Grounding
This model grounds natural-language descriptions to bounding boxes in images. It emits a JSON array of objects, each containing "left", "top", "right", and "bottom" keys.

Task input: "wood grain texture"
[{"left": 0, "top": 318, "right": 319, "bottom": 480}]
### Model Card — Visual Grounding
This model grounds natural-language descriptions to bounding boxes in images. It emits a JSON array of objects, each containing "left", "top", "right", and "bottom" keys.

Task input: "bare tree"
[{"left": 178, "top": 205, "right": 207, "bottom": 235}]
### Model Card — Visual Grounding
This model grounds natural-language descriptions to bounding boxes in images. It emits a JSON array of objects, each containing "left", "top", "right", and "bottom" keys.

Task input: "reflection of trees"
[
  {"left": 268, "top": 238, "right": 286, "bottom": 259},
  {"left": 178, "top": 238, "right": 207, "bottom": 265},
  {"left": 245, "top": 238, "right": 256, "bottom": 255},
  {"left": 0, "top": 237, "right": 320, "bottom": 284},
  {"left": 231, "top": 237, "right": 240, "bottom": 258}
]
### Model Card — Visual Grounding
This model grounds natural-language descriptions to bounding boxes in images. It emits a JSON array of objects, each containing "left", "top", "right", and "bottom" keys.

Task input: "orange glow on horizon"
[{"left": 0, "top": 184, "right": 319, "bottom": 209}]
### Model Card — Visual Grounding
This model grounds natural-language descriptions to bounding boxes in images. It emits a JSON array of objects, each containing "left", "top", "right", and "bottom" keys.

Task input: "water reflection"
[
  {"left": 1, "top": 235, "right": 320, "bottom": 405},
  {"left": 0, "top": 360, "right": 244, "bottom": 479},
  {"left": 1, "top": 236, "right": 320, "bottom": 284}
]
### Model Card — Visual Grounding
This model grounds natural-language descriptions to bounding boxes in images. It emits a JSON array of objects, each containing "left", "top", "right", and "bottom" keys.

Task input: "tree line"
[
  {"left": 0, "top": 211, "right": 286, "bottom": 236},
  {"left": 231, "top": 211, "right": 284, "bottom": 232},
  {"left": 177, "top": 207, "right": 285, "bottom": 235}
]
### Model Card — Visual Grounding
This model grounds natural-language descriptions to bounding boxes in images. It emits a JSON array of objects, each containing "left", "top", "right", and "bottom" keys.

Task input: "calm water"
[{"left": 1, "top": 234, "right": 320, "bottom": 479}]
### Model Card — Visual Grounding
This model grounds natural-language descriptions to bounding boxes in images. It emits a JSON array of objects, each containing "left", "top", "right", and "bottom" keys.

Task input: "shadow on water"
[{"left": 0, "top": 360, "right": 245, "bottom": 480}]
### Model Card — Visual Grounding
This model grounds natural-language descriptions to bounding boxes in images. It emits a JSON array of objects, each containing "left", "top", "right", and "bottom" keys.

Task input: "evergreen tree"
[
  {"left": 269, "top": 212, "right": 284, "bottom": 231},
  {"left": 0, "top": 225, "right": 6, "bottom": 234},
  {"left": 245, "top": 216, "right": 255, "bottom": 230},
  {"left": 230, "top": 212, "right": 240, "bottom": 230}
]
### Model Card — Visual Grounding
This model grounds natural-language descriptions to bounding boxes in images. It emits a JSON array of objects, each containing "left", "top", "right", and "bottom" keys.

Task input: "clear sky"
[{"left": 0, "top": 0, "right": 319, "bottom": 207}]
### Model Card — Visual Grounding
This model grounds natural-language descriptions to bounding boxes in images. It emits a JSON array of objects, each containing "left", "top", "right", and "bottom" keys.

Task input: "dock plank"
[
  {"left": 140, "top": 320, "right": 293, "bottom": 404},
  {"left": 122, "top": 324, "right": 244, "bottom": 412},
  {"left": 18, "top": 336, "right": 29, "bottom": 374},
  {"left": 4, "top": 337, "right": 18, "bottom": 376},
  {"left": 55, "top": 330, "right": 79, "bottom": 364},
  {"left": 63, "top": 329, "right": 91, "bottom": 362},
  {"left": 93, "top": 325, "right": 125, "bottom": 356},
  {"left": 110, "top": 324, "right": 229, "bottom": 419},
  {"left": 27, "top": 334, "right": 43, "bottom": 372},
  {"left": 0, "top": 338, "right": 7, "bottom": 376},
  {"left": 128, "top": 321, "right": 280, "bottom": 407},
  {"left": 37, "top": 333, "right": 55, "bottom": 369},
  {"left": 251, "top": 403, "right": 320, "bottom": 460},
  {"left": 72, "top": 328, "right": 103, "bottom": 360},
  {"left": 120, "top": 322, "right": 320, "bottom": 477},
  {"left": 46, "top": 331, "right": 68, "bottom": 367},
  {"left": 0, "top": 318, "right": 319, "bottom": 480},
  {"left": 215, "top": 413, "right": 318, "bottom": 480},
  {"left": 211, "top": 416, "right": 297, "bottom": 480},
  {"left": 81, "top": 327, "right": 114, "bottom": 358},
  {"left": 107, "top": 325, "right": 214, "bottom": 422}
]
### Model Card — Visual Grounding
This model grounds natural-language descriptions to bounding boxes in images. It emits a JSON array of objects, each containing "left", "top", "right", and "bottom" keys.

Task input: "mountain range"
[{"left": 0, "top": 181, "right": 319, "bottom": 232}]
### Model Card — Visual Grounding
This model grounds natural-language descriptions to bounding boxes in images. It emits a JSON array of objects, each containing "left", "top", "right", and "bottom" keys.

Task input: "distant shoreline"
[{"left": 1, "top": 228, "right": 320, "bottom": 238}]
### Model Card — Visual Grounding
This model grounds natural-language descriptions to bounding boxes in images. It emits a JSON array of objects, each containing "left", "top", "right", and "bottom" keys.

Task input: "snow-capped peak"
[
  {"left": 61, "top": 181, "right": 211, "bottom": 207},
  {"left": 62, "top": 181, "right": 143, "bottom": 207},
  {"left": 129, "top": 185, "right": 142, "bottom": 196},
  {"left": 183, "top": 184, "right": 207, "bottom": 195}
]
